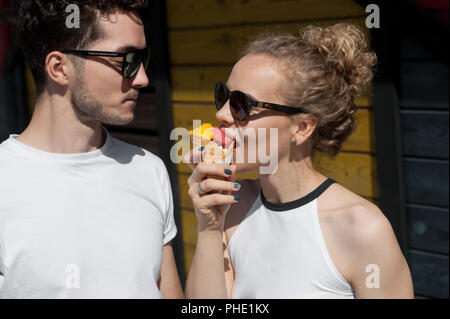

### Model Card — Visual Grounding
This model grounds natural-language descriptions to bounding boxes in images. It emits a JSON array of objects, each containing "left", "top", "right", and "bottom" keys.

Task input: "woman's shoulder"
[
  {"left": 318, "top": 181, "right": 397, "bottom": 262},
  {"left": 318, "top": 182, "right": 391, "bottom": 238},
  {"left": 318, "top": 181, "right": 411, "bottom": 293},
  {"left": 319, "top": 182, "right": 386, "bottom": 226}
]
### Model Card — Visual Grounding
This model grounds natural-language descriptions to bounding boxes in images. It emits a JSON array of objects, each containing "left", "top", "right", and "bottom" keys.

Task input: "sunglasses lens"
[
  {"left": 214, "top": 83, "right": 228, "bottom": 110},
  {"left": 143, "top": 48, "right": 150, "bottom": 71},
  {"left": 230, "top": 91, "right": 249, "bottom": 121},
  {"left": 123, "top": 52, "right": 141, "bottom": 78}
]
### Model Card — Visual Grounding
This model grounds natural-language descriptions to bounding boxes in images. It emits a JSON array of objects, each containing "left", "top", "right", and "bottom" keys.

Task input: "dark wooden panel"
[
  {"left": 108, "top": 131, "right": 159, "bottom": 155},
  {"left": 167, "top": 0, "right": 365, "bottom": 29},
  {"left": 404, "top": 158, "right": 449, "bottom": 207},
  {"left": 408, "top": 249, "right": 449, "bottom": 299},
  {"left": 107, "top": 93, "right": 158, "bottom": 131},
  {"left": 400, "top": 62, "right": 449, "bottom": 109},
  {"left": 407, "top": 204, "right": 449, "bottom": 254},
  {"left": 434, "top": 11, "right": 449, "bottom": 23},
  {"left": 400, "top": 37, "right": 434, "bottom": 59},
  {"left": 401, "top": 110, "right": 449, "bottom": 159}
]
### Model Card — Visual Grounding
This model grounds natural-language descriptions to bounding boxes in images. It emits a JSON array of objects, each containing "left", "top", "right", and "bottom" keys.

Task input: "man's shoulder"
[
  {"left": 0, "top": 137, "right": 17, "bottom": 164},
  {"left": 110, "top": 136, "right": 166, "bottom": 169}
]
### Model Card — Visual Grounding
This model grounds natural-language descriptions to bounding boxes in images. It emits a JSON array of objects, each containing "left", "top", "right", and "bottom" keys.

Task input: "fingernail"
[
  {"left": 233, "top": 183, "right": 241, "bottom": 189},
  {"left": 198, "top": 146, "right": 205, "bottom": 151},
  {"left": 234, "top": 196, "right": 241, "bottom": 201},
  {"left": 224, "top": 169, "right": 232, "bottom": 175}
]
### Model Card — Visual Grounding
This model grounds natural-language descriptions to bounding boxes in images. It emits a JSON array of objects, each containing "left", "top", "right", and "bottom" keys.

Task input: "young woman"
[{"left": 184, "top": 23, "right": 414, "bottom": 299}]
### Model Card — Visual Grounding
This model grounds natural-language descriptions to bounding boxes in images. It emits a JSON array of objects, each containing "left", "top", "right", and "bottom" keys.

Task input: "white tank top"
[{"left": 228, "top": 178, "right": 356, "bottom": 299}]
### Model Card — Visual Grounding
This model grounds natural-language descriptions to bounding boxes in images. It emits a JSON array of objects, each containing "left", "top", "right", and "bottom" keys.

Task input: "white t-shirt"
[{"left": 0, "top": 127, "right": 177, "bottom": 298}]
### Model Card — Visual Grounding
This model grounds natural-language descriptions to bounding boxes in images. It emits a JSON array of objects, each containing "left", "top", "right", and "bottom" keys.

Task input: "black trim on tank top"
[{"left": 260, "top": 178, "right": 336, "bottom": 211}]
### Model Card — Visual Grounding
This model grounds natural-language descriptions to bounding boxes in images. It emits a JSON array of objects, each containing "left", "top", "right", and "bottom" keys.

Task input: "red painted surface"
[
  {"left": 413, "top": 0, "right": 449, "bottom": 9},
  {"left": 0, "top": 0, "right": 13, "bottom": 74},
  {"left": 412, "top": 0, "right": 449, "bottom": 24}
]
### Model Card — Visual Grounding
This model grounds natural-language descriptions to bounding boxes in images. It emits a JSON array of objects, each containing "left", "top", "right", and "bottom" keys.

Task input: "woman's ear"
[
  {"left": 45, "top": 51, "right": 71, "bottom": 87},
  {"left": 291, "top": 114, "right": 317, "bottom": 146}
]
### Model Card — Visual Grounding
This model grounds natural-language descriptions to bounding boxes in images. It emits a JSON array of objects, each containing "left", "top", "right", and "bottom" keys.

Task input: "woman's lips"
[{"left": 212, "top": 127, "right": 234, "bottom": 148}]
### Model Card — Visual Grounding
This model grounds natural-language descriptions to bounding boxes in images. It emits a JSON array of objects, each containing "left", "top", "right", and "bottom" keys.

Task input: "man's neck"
[{"left": 15, "top": 93, "right": 105, "bottom": 154}]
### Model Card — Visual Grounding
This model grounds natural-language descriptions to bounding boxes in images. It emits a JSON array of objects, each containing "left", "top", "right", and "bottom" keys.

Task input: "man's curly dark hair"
[{"left": 18, "top": 0, "right": 145, "bottom": 94}]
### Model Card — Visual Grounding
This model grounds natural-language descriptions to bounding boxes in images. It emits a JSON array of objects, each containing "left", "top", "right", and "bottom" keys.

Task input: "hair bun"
[{"left": 300, "top": 23, "right": 377, "bottom": 97}]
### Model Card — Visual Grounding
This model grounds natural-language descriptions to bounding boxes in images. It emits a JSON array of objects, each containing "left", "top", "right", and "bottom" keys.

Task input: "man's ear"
[
  {"left": 45, "top": 51, "right": 71, "bottom": 87},
  {"left": 291, "top": 114, "right": 317, "bottom": 146}
]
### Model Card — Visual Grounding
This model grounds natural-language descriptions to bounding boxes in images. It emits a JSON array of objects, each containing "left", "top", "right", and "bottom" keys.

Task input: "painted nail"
[
  {"left": 224, "top": 169, "right": 232, "bottom": 175},
  {"left": 198, "top": 146, "right": 205, "bottom": 151},
  {"left": 291, "top": 141, "right": 297, "bottom": 146},
  {"left": 234, "top": 196, "right": 241, "bottom": 201},
  {"left": 234, "top": 183, "right": 241, "bottom": 189}
]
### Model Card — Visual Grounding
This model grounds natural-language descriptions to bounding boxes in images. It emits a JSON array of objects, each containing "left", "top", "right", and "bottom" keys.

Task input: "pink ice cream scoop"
[{"left": 212, "top": 127, "right": 233, "bottom": 148}]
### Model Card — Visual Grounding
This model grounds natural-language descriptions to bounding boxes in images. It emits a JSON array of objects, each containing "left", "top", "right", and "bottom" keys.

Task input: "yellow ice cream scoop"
[{"left": 189, "top": 123, "right": 214, "bottom": 145}]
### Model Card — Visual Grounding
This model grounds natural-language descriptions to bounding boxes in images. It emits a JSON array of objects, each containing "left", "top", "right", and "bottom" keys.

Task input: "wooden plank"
[
  {"left": 408, "top": 249, "right": 449, "bottom": 299},
  {"left": 171, "top": 66, "right": 372, "bottom": 107},
  {"left": 106, "top": 93, "right": 158, "bottom": 131},
  {"left": 172, "top": 103, "right": 375, "bottom": 153},
  {"left": 407, "top": 204, "right": 449, "bottom": 255},
  {"left": 404, "top": 158, "right": 449, "bottom": 207},
  {"left": 183, "top": 243, "right": 196, "bottom": 274},
  {"left": 345, "top": 109, "right": 375, "bottom": 153},
  {"left": 181, "top": 209, "right": 198, "bottom": 246},
  {"left": 400, "top": 61, "right": 449, "bottom": 109},
  {"left": 178, "top": 174, "right": 194, "bottom": 210},
  {"left": 168, "top": 18, "right": 369, "bottom": 65},
  {"left": 171, "top": 66, "right": 232, "bottom": 103},
  {"left": 147, "top": 0, "right": 187, "bottom": 284},
  {"left": 129, "top": 93, "right": 158, "bottom": 130},
  {"left": 401, "top": 110, "right": 449, "bottom": 159},
  {"left": 172, "top": 103, "right": 219, "bottom": 128},
  {"left": 167, "top": 0, "right": 366, "bottom": 29},
  {"left": 108, "top": 131, "right": 160, "bottom": 155},
  {"left": 312, "top": 152, "right": 378, "bottom": 198}
]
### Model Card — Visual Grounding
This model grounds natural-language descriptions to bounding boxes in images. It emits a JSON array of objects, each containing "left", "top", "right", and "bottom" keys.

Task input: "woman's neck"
[{"left": 259, "top": 155, "right": 327, "bottom": 204}]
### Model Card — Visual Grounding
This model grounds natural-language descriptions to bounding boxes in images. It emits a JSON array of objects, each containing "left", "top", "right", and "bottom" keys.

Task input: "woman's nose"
[{"left": 215, "top": 101, "right": 234, "bottom": 126}]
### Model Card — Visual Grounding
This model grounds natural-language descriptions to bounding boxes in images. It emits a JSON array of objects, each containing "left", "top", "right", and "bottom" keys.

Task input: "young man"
[{"left": 0, "top": 0, "right": 183, "bottom": 298}]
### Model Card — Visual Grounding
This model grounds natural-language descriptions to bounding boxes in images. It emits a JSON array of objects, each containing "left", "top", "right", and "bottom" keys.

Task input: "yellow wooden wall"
[{"left": 166, "top": 0, "right": 377, "bottom": 274}]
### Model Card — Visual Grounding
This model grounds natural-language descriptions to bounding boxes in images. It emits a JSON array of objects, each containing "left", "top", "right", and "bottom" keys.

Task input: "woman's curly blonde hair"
[{"left": 242, "top": 23, "right": 378, "bottom": 157}]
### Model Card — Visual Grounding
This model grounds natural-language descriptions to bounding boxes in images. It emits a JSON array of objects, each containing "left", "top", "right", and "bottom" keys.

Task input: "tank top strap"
[{"left": 260, "top": 178, "right": 336, "bottom": 212}]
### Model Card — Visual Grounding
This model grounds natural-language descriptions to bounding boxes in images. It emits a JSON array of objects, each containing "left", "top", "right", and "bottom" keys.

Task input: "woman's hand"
[{"left": 185, "top": 148, "right": 240, "bottom": 232}]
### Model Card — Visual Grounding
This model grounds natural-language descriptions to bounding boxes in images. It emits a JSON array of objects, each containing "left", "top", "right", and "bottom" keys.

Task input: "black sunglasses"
[
  {"left": 214, "top": 82, "right": 306, "bottom": 121},
  {"left": 61, "top": 47, "right": 150, "bottom": 79}
]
